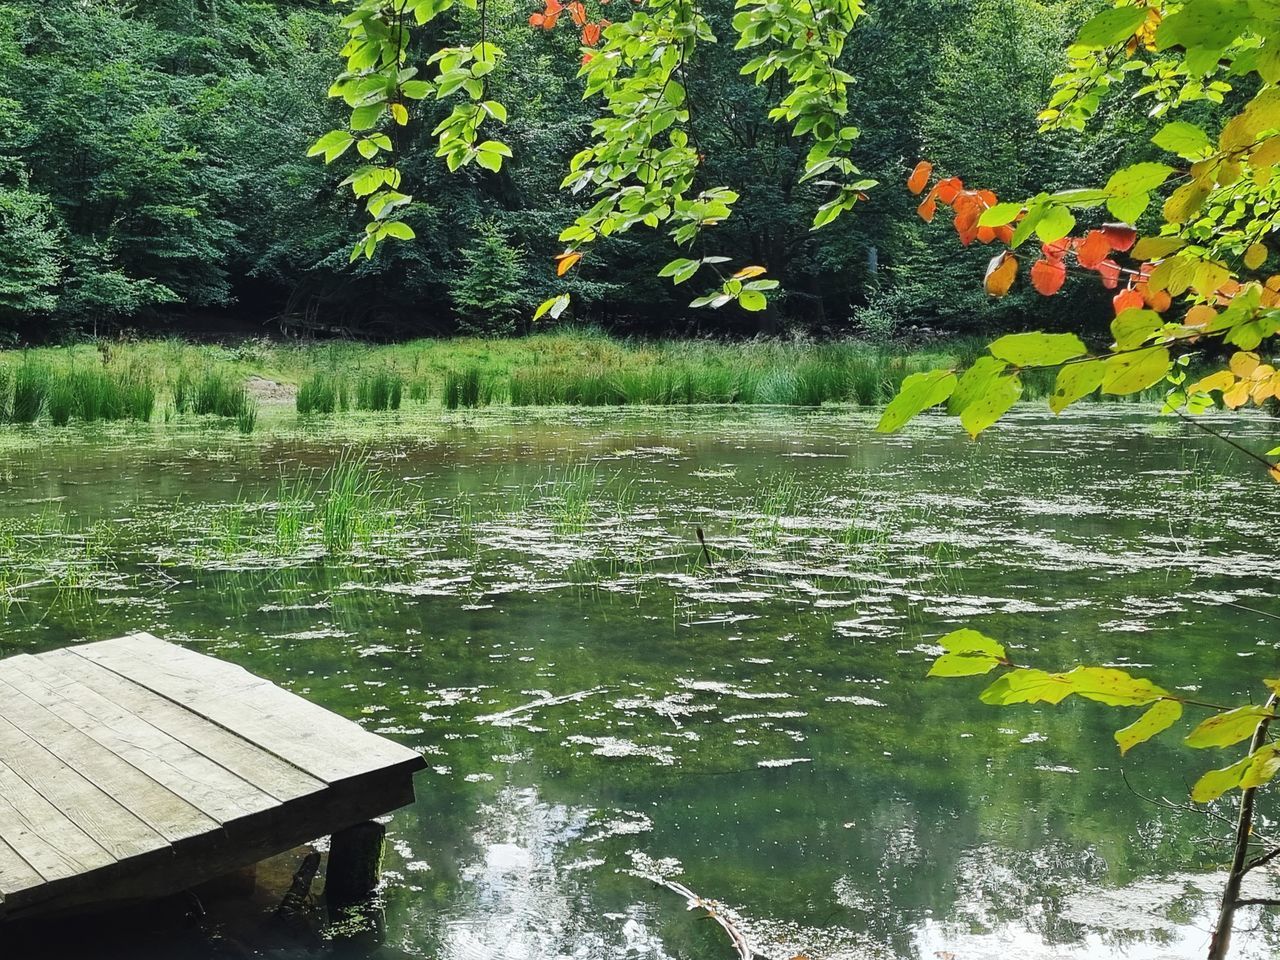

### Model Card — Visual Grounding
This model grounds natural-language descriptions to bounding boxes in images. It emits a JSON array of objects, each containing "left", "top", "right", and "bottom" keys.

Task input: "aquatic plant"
[
  {"left": 10, "top": 363, "right": 47, "bottom": 423},
  {"left": 297, "top": 371, "right": 342, "bottom": 415},
  {"left": 355, "top": 369, "right": 403, "bottom": 411},
  {"left": 443, "top": 366, "right": 490, "bottom": 409}
]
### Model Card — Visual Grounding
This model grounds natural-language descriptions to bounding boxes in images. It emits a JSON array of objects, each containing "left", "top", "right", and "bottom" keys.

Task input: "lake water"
[{"left": 1, "top": 404, "right": 1278, "bottom": 959}]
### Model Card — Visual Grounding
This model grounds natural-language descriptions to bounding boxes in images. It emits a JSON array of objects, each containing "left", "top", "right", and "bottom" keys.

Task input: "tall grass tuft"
[
  {"left": 355, "top": 369, "right": 403, "bottom": 411},
  {"left": 443, "top": 366, "right": 490, "bottom": 409},
  {"left": 174, "top": 367, "right": 256, "bottom": 425},
  {"left": 11, "top": 363, "right": 47, "bottom": 423},
  {"left": 297, "top": 371, "right": 341, "bottom": 415},
  {"left": 321, "top": 451, "right": 385, "bottom": 552}
]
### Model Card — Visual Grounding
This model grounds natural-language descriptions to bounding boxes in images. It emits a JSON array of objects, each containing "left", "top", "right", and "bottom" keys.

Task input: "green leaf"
[
  {"left": 989, "top": 332, "right": 1087, "bottom": 367},
  {"left": 1115, "top": 699, "right": 1183, "bottom": 755},
  {"left": 1105, "top": 162, "right": 1173, "bottom": 222},
  {"left": 1241, "top": 744, "right": 1280, "bottom": 790},
  {"left": 876, "top": 369, "right": 958, "bottom": 433},
  {"left": 981, "top": 668, "right": 1076, "bottom": 705},
  {"left": 1185, "top": 705, "right": 1272, "bottom": 748},
  {"left": 1063, "top": 666, "right": 1168, "bottom": 706},
  {"left": 1151, "top": 121, "right": 1212, "bottom": 159},
  {"left": 1101, "top": 346, "right": 1171, "bottom": 395},
  {"left": 1035, "top": 204, "right": 1076, "bottom": 243},
  {"left": 401, "top": 80, "right": 433, "bottom": 99},
  {"left": 380, "top": 221, "right": 415, "bottom": 241},
  {"left": 958, "top": 370, "right": 1022, "bottom": 438},
  {"left": 658, "top": 258, "right": 700, "bottom": 284},
  {"left": 350, "top": 103, "right": 386, "bottom": 131},
  {"left": 1049, "top": 359, "right": 1105, "bottom": 414},
  {"left": 1192, "top": 755, "right": 1253, "bottom": 802},
  {"left": 1111, "top": 308, "right": 1164, "bottom": 350},
  {"left": 978, "top": 203, "right": 1023, "bottom": 227},
  {"left": 1074, "top": 6, "right": 1148, "bottom": 49},
  {"left": 533, "top": 294, "right": 571, "bottom": 322},
  {"left": 738, "top": 289, "right": 767, "bottom": 312},
  {"left": 928, "top": 628, "right": 1008, "bottom": 677}
]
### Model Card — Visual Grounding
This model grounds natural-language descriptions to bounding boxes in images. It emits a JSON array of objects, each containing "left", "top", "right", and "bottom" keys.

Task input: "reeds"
[
  {"left": 355, "top": 369, "right": 403, "bottom": 411},
  {"left": 443, "top": 366, "right": 492, "bottom": 409},
  {"left": 173, "top": 367, "right": 256, "bottom": 429},
  {"left": 296, "top": 371, "right": 342, "bottom": 415}
]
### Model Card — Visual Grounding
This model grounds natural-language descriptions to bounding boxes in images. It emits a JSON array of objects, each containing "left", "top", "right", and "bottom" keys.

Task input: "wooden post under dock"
[{"left": 0, "top": 632, "right": 426, "bottom": 923}]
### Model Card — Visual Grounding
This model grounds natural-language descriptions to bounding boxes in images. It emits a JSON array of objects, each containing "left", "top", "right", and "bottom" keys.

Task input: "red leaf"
[
  {"left": 907, "top": 161, "right": 933, "bottom": 195},
  {"left": 1075, "top": 230, "right": 1111, "bottom": 269},
  {"left": 1112, "top": 287, "right": 1145, "bottom": 316},
  {"left": 1100, "top": 223, "right": 1137, "bottom": 252},
  {"left": 1097, "top": 259, "right": 1121, "bottom": 289},
  {"left": 984, "top": 251, "right": 1018, "bottom": 298},
  {"left": 581, "top": 50, "right": 595, "bottom": 64},
  {"left": 1041, "top": 238, "right": 1070, "bottom": 262},
  {"left": 1030, "top": 258, "right": 1066, "bottom": 295}
]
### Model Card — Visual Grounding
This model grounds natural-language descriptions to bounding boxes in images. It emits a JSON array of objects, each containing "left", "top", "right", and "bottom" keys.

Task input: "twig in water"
[
  {"left": 696, "top": 526, "right": 714, "bottom": 569},
  {"left": 642, "top": 873, "right": 756, "bottom": 959}
]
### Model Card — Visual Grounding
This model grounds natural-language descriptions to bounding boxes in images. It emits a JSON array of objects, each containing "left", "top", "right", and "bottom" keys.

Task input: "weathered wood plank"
[
  {"left": 72, "top": 633, "right": 424, "bottom": 784},
  {"left": 0, "top": 655, "right": 280, "bottom": 826},
  {"left": 0, "top": 838, "right": 42, "bottom": 900},
  {"left": 0, "top": 713, "right": 169, "bottom": 865},
  {"left": 30, "top": 649, "right": 327, "bottom": 804},
  {"left": 0, "top": 672, "right": 217, "bottom": 844},
  {"left": 0, "top": 756, "right": 116, "bottom": 882}
]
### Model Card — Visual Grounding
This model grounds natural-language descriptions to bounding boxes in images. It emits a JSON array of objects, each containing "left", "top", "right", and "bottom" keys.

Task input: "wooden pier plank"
[
  {"left": 72, "top": 633, "right": 423, "bottom": 784},
  {"left": 0, "top": 673, "right": 218, "bottom": 844},
  {"left": 0, "top": 838, "right": 43, "bottom": 900},
  {"left": 0, "top": 633, "right": 425, "bottom": 922},
  {"left": 0, "top": 655, "right": 282, "bottom": 826},
  {"left": 0, "top": 713, "right": 168, "bottom": 864},
  {"left": 0, "top": 756, "right": 116, "bottom": 883},
  {"left": 32, "top": 649, "right": 327, "bottom": 803}
]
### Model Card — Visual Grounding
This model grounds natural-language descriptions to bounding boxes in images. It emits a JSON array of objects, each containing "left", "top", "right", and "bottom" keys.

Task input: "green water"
[{"left": 1, "top": 405, "right": 1278, "bottom": 959}]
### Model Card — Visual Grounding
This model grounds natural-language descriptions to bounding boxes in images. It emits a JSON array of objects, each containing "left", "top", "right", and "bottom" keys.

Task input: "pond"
[{"left": 0, "top": 404, "right": 1278, "bottom": 959}]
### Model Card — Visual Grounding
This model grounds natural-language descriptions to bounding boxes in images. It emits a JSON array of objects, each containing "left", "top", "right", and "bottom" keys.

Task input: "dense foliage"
[{"left": 3, "top": 0, "right": 1123, "bottom": 339}]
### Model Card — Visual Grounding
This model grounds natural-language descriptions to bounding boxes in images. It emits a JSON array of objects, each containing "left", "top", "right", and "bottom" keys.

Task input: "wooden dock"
[{"left": 0, "top": 632, "right": 426, "bottom": 922}]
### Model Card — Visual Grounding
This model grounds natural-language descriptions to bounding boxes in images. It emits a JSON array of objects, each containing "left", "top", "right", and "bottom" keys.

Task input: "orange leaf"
[
  {"left": 580, "top": 50, "right": 594, "bottom": 64},
  {"left": 1075, "top": 230, "right": 1111, "bottom": 270},
  {"left": 976, "top": 224, "right": 996, "bottom": 244},
  {"left": 935, "top": 176, "right": 963, "bottom": 204},
  {"left": 568, "top": 1, "right": 587, "bottom": 24},
  {"left": 543, "top": 9, "right": 560, "bottom": 26},
  {"left": 1144, "top": 288, "right": 1172, "bottom": 312},
  {"left": 1041, "top": 238, "right": 1069, "bottom": 261},
  {"left": 907, "top": 161, "right": 932, "bottom": 195},
  {"left": 984, "top": 251, "right": 1018, "bottom": 298},
  {"left": 732, "top": 265, "right": 767, "bottom": 279},
  {"left": 917, "top": 194, "right": 937, "bottom": 222},
  {"left": 1097, "top": 259, "right": 1121, "bottom": 289},
  {"left": 1100, "top": 223, "right": 1137, "bottom": 252},
  {"left": 1185, "top": 304, "right": 1217, "bottom": 327},
  {"left": 529, "top": 11, "right": 545, "bottom": 25},
  {"left": 1112, "top": 287, "right": 1145, "bottom": 316},
  {"left": 546, "top": 0, "right": 563, "bottom": 13},
  {"left": 581, "top": 21, "right": 601, "bottom": 44},
  {"left": 995, "top": 224, "right": 1014, "bottom": 244},
  {"left": 1030, "top": 258, "right": 1066, "bottom": 295},
  {"left": 555, "top": 251, "right": 581, "bottom": 276}
]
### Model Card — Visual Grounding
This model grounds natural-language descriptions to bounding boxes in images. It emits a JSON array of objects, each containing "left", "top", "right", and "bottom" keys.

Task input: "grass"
[{"left": 0, "top": 330, "right": 1176, "bottom": 430}]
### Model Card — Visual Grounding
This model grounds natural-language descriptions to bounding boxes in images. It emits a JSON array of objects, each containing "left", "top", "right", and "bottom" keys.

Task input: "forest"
[{"left": 3, "top": 0, "right": 1134, "bottom": 341}]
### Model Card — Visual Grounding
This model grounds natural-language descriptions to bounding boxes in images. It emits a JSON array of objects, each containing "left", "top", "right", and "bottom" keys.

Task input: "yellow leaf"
[
  {"left": 1187, "top": 369, "right": 1234, "bottom": 394},
  {"left": 555, "top": 251, "right": 582, "bottom": 276},
  {"left": 1185, "top": 705, "right": 1271, "bottom": 748},
  {"left": 1245, "top": 243, "right": 1269, "bottom": 270},
  {"left": 391, "top": 102, "right": 409, "bottom": 126},
  {"left": 732, "top": 265, "right": 767, "bottom": 280},
  {"left": 1224, "top": 380, "right": 1252, "bottom": 408},
  {"left": 1115, "top": 699, "right": 1182, "bottom": 755},
  {"left": 1229, "top": 351, "right": 1261, "bottom": 377}
]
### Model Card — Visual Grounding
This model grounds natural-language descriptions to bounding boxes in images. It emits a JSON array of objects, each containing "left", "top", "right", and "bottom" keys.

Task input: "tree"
[
  {"left": 0, "top": 175, "right": 61, "bottom": 328},
  {"left": 450, "top": 217, "right": 527, "bottom": 334},
  {"left": 879, "top": 2, "right": 1280, "bottom": 956}
]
